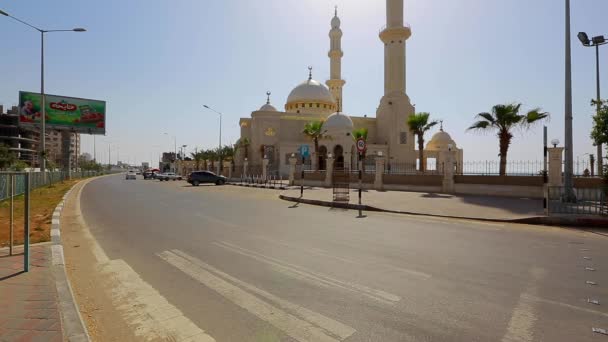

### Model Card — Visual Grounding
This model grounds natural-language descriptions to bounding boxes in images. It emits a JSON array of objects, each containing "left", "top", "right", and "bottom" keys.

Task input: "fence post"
[
  {"left": 548, "top": 147, "right": 565, "bottom": 186},
  {"left": 9, "top": 174, "right": 14, "bottom": 256},
  {"left": 24, "top": 172, "right": 31, "bottom": 272},
  {"left": 441, "top": 151, "right": 455, "bottom": 193},
  {"left": 262, "top": 158, "right": 269, "bottom": 182}
]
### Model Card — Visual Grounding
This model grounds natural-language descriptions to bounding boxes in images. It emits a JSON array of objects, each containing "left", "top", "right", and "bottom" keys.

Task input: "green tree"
[
  {"left": 207, "top": 149, "right": 218, "bottom": 170},
  {"left": 191, "top": 150, "right": 204, "bottom": 170},
  {"left": 591, "top": 99, "right": 608, "bottom": 147},
  {"left": 468, "top": 103, "right": 549, "bottom": 176},
  {"left": 235, "top": 137, "right": 250, "bottom": 160},
  {"left": 0, "top": 144, "right": 17, "bottom": 170},
  {"left": 407, "top": 112, "right": 439, "bottom": 172},
  {"left": 302, "top": 121, "right": 325, "bottom": 170}
]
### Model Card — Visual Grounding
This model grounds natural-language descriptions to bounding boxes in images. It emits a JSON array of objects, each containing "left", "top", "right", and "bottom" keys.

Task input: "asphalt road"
[{"left": 79, "top": 174, "right": 608, "bottom": 342}]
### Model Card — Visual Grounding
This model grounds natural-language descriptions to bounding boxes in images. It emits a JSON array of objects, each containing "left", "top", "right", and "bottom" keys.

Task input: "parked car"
[
  {"left": 187, "top": 171, "right": 226, "bottom": 186},
  {"left": 125, "top": 171, "right": 137, "bottom": 180},
  {"left": 157, "top": 172, "right": 182, "bottom": 181}
]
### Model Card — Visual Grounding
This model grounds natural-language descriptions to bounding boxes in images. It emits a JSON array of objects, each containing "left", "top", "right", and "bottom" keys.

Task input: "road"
[{"left": 71, "top": 174, "right": 608, "bottom": 341}]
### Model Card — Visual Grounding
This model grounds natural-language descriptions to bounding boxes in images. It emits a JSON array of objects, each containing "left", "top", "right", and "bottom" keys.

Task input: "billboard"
[{"left": 18, "top": 91, "right": 106, "bottom": 135}]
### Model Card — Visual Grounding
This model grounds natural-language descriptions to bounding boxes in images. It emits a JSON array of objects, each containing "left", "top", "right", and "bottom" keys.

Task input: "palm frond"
[{"left": 467, "top": 121, "right": 491, "bottom": 131}]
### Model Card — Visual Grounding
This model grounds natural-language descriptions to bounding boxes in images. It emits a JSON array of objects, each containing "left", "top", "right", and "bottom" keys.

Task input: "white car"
[
  {"left": 126, "top": 171, "right": 137, "bottom": 180},
  {"left": 157, "top": 172, "right": 182, "bottom": 181}
]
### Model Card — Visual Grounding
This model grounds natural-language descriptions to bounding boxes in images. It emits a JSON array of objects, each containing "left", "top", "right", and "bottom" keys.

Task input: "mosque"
[{"left": 236, "top": 0, "right": 463, "bottom": 176}]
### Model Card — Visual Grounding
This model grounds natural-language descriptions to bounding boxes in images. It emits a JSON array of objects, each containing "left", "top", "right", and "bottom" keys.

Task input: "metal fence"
[
  {"left": 0, "top": 171, "right": 100, "bottom": 201},
  {"left": 456, "top": 160, "right": 543, "bottom": 176},
  {"left": 548, "top": 186, "right": 607, "bottom": 216}
]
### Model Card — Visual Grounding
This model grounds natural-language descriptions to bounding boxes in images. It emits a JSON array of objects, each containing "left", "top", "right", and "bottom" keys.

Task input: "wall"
[
  {"left": 573, "top": 177, "right": 604, "bottom": 189},
  {"left": 454, "top": 175, "right": 544, "bottom": 187},
  {"left": 383, "top": 174, "right": 442, "bottom": 186}
]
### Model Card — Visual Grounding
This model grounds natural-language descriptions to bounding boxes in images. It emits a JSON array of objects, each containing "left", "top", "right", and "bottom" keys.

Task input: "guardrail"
[
  {"left": 548, "top": 186, "right": 607, "bottom": 216},
  {"left": 0, "top": 171, "right": 100, "bottom": 201}
]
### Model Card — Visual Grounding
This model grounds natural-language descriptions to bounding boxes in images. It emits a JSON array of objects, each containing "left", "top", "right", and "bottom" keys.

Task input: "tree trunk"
[
  {"left": 418, "top": 133, "right": 425, "bottom": 172},
  {"left": 499, "top": 132, "right": 511, "bottom": 176}
]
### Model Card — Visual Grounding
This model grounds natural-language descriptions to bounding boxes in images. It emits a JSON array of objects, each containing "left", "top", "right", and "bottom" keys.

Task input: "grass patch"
[{"left": 0, "top": 179, "right": 81, "bottom": 247}]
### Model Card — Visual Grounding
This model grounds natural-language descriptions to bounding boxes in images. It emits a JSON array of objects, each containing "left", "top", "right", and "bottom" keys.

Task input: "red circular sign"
[{"left": 356, "top": 138, "right": 366, "bottom": 153}]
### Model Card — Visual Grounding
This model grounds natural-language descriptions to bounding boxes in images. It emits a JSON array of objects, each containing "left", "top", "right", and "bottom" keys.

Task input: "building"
[
  {"left": 46, "top": 131, "right": 80, "bottom": 169},
  {"left": 0, "top": 105, "right": 39, "bottom": 165},
  {"left": 236, "top": 0, "right": 463, "bottom": 176}
]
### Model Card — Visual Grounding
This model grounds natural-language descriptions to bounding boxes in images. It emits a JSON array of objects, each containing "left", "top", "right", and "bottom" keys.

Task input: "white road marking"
[
  {"left": 380, "top": 263, "right": 432, "bottom": 280},
  {"left": 214, "top": 241, "right": 401, "bottom": 305},
  {"left": 72, "top": 178, "right": 214, "bottom": 341},
  {"left": 501, "top": 267, "right": 546, "bottom": 342},
  {"left": 158, "top": 250, "right": 353, "bottom": 342},
  {"left": 171, "top": 249, "right": 356, "bottom": 340},
  {"left": 100, "top": 259, "right": 215, "bottom": 342},
  {"left": 523, "top": 294, "right": 608, "bottom": 318}
]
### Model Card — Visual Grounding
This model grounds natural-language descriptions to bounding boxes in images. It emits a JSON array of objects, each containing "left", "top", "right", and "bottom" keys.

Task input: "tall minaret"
[
  {"left": 380, "top": 0, "right": 411, "bottom": 95},
  {"left": 326, "top": 6, "right": 346, "bottom": 112}
]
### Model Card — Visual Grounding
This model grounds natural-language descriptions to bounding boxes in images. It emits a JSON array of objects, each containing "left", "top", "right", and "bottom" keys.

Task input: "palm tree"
[
  {"left": 235, "top": 137, "right": 250, "bottom": 160},
  {"left": 468, "top": 103, "right": 549, "bottom": 176},
  {"left": 302, "top": 121, "right": 325, "bottom": 170},
  {"left": 206, "top": 149, "right": 218, "bottom": 170},
  {"left": 407, "top": 112, "right": 439, "bottom": 172},
  {"left": 191, "top": 151, "right": 203, "bottom": 170}
]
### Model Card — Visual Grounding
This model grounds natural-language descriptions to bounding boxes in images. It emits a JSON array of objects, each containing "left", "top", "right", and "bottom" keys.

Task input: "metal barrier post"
[
  {"left": 24, "top": 172, "right": 31, "bottom": 272},
  {"left": 9, "top": 174, "right": 14, "bottom": 256}
]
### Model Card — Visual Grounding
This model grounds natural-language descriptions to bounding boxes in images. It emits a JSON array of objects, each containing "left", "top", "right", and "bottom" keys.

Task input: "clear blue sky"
[{"left": 1, "top": 0, "right": 607, "bottom": 167}]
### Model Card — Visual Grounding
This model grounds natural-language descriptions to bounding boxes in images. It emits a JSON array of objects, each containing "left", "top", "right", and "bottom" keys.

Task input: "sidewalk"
[
  {"left": 280, "top": 187, "right": 546, "bottom": 221},
  {"left": 0, "top": 244, "right": 63, "bottom": 341}
]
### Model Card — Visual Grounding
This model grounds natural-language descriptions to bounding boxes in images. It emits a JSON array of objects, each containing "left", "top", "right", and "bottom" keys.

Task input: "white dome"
[
  {"left": 286, "top": 79, "right": 335, "bottom": 105},
  {"left": 323, "top": 112, "right": 353, "bottom": 136},
  {"left": 426, "top": 130, "right": 457, "bottom": 151},
  {"left": 259, "top": 103, "right": 277, "bottom": 112}
]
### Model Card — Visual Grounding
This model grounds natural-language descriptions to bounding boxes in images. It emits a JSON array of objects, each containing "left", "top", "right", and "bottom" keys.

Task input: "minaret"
[
  {"left": 380, "top": 0, "right": 411, "bottom": 95},
  {"left": 326, "top": 6, "right": 346, "bottom": 111}
]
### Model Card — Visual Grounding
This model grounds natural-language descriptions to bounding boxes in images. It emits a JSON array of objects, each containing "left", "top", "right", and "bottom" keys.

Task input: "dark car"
[
  {"left": 187, "top": 171, "right": 226, "bottom": 186},
  {"left": 143, "top": 171, "right": 155, "bottom": 179}
]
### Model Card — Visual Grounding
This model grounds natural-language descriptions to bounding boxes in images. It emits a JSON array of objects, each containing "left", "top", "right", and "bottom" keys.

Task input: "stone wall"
[
  {"left": 383, "top": 174, "right": 442, "bottom": 186},
  {"left": 454, "top": 175, "right": 544, "bottom": 186}
]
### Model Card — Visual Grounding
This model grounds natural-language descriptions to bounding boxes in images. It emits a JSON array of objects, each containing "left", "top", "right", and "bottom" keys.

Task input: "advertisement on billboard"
[{"left": 18, "top": 91, "right": 106, "bottom": 135}]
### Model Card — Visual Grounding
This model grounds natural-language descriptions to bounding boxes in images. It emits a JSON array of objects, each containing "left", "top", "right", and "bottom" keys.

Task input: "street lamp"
[
  {"left": 0, "top": 9, "right": 86, "bottom": 172},
  {"left": 577, "top": 31, "right": 607, "bottom": 176},
  {"left": 564, "top": 0, "right": 574, "bottom": 194},
  {"left": 203, "top": 105, "right": 223, "bottom": 150}
]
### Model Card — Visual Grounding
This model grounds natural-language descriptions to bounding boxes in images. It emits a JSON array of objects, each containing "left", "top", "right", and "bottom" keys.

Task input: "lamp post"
[
  {"left": 564, "top": 0, "right": 574, "bottom": 193},
  {"left": 203, "top": 105, "right": 223, "bottom": 150},
  {"left": 0, "top": 9, "right": 85, "bottom": 172},
  {"left": 577, "top": 32, "right": 607, "bottom": 177},
  {"left": 203, "top": 105, "right": 224, "bottom": 172}
]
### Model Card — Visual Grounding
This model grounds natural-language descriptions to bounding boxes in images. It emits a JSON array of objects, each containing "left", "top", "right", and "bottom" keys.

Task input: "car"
[
  {"left": 187, "top": 171, "right": 227, "bottom": 186},
  {"left": 135, "top": 170, "right": 142, "bottom": 175},
  {"left": 143, "top": 171, "right": 154, "bottom": 179},
  {"left": 157, "top": 172, "right": 183, "bottom": 181},
  {"left": 125, "top": 171, "right": 137, "bottom": 180}
]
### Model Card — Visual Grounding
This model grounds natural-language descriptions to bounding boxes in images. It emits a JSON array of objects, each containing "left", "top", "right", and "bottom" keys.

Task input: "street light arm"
[{"left": 0, "top": 11, "right": 43, "bottom": 32}]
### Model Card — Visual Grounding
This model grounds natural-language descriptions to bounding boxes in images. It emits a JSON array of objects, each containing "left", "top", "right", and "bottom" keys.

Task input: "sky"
[{"left": 1, "top": 0, "right": 607, "bottom": 168}]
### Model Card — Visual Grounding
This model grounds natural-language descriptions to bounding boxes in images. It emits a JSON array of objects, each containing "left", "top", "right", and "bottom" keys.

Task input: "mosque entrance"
[
  {"left": 318, "top": 146, "right": 328, "bottom": 170},
  {"left": 264, "top": 145, "right": 278, "bottom": 177},
  {"left": 333, "top": 145, "right": 344, "bottom": 170}
]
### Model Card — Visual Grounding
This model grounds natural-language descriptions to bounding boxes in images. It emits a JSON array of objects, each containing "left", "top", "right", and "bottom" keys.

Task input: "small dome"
[
  {"left": 426, "top": 130, "right": 457, "bottom": 151},
  {"left": 259, "top": 91, "right": 277, "bottom": 111},
  {"left": 259, "top": 103, "right": 277, "bottom": 112},
  {"left": 324, "top": 112, "right": 353, "bottom": 136},
  {"left": 287, "top": 79, "right": 335, "bottom": 105}
]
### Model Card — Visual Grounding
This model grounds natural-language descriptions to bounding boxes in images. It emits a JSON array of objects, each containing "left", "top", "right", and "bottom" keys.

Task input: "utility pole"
[{"left": 564, "top": 0, "right": 574, "bottom": 192}]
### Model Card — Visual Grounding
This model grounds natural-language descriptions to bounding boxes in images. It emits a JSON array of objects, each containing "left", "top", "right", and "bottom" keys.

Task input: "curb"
[
  {"left": 50, "top": 181, "right": 91, "bottom": 342},
  {"left": 228, "top": 182, "right": 287, "bottom": 190},
  {"left": 278, "top": 194, "right": 608, "bottom": 228}
]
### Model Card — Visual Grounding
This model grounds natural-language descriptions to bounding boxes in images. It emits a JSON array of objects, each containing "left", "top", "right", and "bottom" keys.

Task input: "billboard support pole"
[{"left": 40, "top": 31, "right": 46, "bottom": 174}]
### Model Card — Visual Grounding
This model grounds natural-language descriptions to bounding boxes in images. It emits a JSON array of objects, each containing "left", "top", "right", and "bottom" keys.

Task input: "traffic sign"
[
  {"left": 356, "top": 138, "right": 366, "bottom": 153},
  {"left": 299, "top": 145, "right": 310, "bottom": 158}
]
